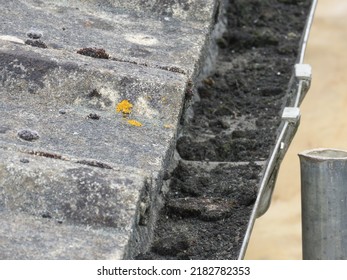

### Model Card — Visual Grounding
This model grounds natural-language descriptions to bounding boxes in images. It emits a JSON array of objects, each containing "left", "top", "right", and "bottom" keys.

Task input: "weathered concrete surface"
[
  {"left": 0, "top": 41, "right": 186, "bottom": 170},
  {"left": 0, "top": 211, "right": 130, "bottom": 259},
  {"left": 0, "top": 0, "right": 221, "bottom": 259},
  {"left": 0, "top": 146, "right": 147, "bottom": 228},
  {"left": 0, "top": 145, "right": 156, "bottom": 259},
  {"left": 1, "top": 0, "right": 217, "bottom": 78}
]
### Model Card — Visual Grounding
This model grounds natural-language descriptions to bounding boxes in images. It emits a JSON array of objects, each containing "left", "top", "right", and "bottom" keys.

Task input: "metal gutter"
[{"left": 238, "top": 0, "right": 318, "bottom": 260}]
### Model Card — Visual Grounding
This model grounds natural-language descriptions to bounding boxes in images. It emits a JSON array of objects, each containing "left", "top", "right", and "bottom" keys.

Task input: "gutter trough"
[
  {"left": 140, "top": 0, "right": 319, "bottom": 260},
  {"left": 238, "top": 0, "right": 318, "bottom": 259}
]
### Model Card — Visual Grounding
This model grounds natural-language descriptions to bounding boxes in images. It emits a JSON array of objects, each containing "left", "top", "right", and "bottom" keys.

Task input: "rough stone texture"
[
  {"left": 0, "top": 146, "right": 147, "bottom": 228},
  {"left": 0, "top": 0, "right": 220, "bottom": 259},
  {"left": 0, "top": 41, "right": 186, "bottom": 171},
  {"left": 0, "top": 0, "right": 218, "bottom": 78},
  {"left": 0, "top": 145, "right": 158, "bottom": 259},
  {"left": 0, "top": 211, "right": 130, "bottom": 259}
]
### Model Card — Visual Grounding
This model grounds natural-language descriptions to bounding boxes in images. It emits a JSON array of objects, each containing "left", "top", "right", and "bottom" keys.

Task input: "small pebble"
[
  {"left": 17, "top": 129, "right": 40, "bottom": 141},
  {"left": 87, "top": 113, "right": 100, "bottom": 120},
  {"left": 20, "top": 158, "right": 30, "bottom": 163},
  {"left": 58, "top": 109, "right": 66, "bottom": 114},
  {"left": 26, "top": 29, "right": 43, "bottom": 39}
]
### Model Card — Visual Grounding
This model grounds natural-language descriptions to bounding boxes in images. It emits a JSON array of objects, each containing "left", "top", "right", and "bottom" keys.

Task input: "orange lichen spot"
[
  {"left": 127, "top": 119, "right": 143, "bottom": 127},
  {"left": 116, "top": 100, "right": 142, "bottom": 126},
  {"left": 116, "top": 100, "right": 133, "bottom": 115}
]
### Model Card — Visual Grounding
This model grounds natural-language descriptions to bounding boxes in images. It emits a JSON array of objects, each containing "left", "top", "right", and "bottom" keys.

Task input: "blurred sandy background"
[{"left": 245, "top": 0, "right": 347, "bottom": 259}]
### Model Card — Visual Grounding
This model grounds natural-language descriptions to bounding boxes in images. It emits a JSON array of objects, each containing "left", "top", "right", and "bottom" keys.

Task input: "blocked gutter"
[{"left": 238, "top": 0, "right": 318, "bottom": 260}]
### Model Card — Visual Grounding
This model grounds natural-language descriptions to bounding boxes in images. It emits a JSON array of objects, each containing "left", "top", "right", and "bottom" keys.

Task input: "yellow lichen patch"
[
  {"left": 116, "top": 100, "right": 142, "bottom": 127},
  {"left": 127, "top": 119, "right": 143, "bottom": 127},
  {"left": 116, "top": 100, "right": 133, "bottom": 115}
]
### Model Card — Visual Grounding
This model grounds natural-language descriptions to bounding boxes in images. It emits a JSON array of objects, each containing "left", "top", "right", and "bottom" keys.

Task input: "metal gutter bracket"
[
  {"left": 295, "top": 63, "right": 312, "bottom": 81},
  {"left": 256, "top": 107, "right": 301, "bottom": 218},
  {"left": 295, "top": 63, "right": 312, "bottom": 105},
  {"left": 282, "top": 107, "right": 301, "bottom": 124}
]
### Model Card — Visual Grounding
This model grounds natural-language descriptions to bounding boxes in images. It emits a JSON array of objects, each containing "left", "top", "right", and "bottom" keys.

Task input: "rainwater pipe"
[{"left": 299, "top": 148, "right": 347, "bottom": 259}]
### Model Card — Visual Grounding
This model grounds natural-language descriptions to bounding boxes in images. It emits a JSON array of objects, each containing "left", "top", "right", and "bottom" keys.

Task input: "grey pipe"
[{"left": 299, "top": 148, "right": 347, "bottom": 259}]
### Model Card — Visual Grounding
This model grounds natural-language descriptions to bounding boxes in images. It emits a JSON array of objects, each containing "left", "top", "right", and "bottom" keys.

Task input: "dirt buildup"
[
  {"left": 139, "top": 162, "right": 263, "bottom": 260},
  {"left": 77, "top": 48, "right": 110, "bottom": 59},
  {"left": 76, "top": 160, "right": 113, "bottom": 169},
  {"left": 25, "top": 39, "right": 47, "bottom": 49},
  {"left": 27, "top": 151, "right": 63, "bottom": 160},
  {"left": 136, "top": 0, "right": 311, "bottom": 259}
]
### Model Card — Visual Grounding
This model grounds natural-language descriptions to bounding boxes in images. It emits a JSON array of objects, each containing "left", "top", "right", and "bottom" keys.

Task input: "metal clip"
[
  {"left": 295, "top": 64, "right": 312, "bottom": 81},
  {"left": 282, "top": 107, "right": 301, "bottom": 124},
  {"left": 294, "top": 64, "right": 312, "bottom": 106}
]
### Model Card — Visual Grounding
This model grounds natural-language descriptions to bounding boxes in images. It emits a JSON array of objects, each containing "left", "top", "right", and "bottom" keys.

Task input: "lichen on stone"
[
  {"left": 116, "top": 100, "right": 143, "bottom": 127},
  {"left": 127, "top": 119, "right": 143, "bottom": 127},
  {"left": 116, "top": 100, "right": 133, "bottom": 116}
]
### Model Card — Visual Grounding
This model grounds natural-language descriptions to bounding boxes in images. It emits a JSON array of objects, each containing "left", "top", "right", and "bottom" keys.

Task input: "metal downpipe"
[{"left": 299, "top": 148, "right": 347, "bottom": 259}]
